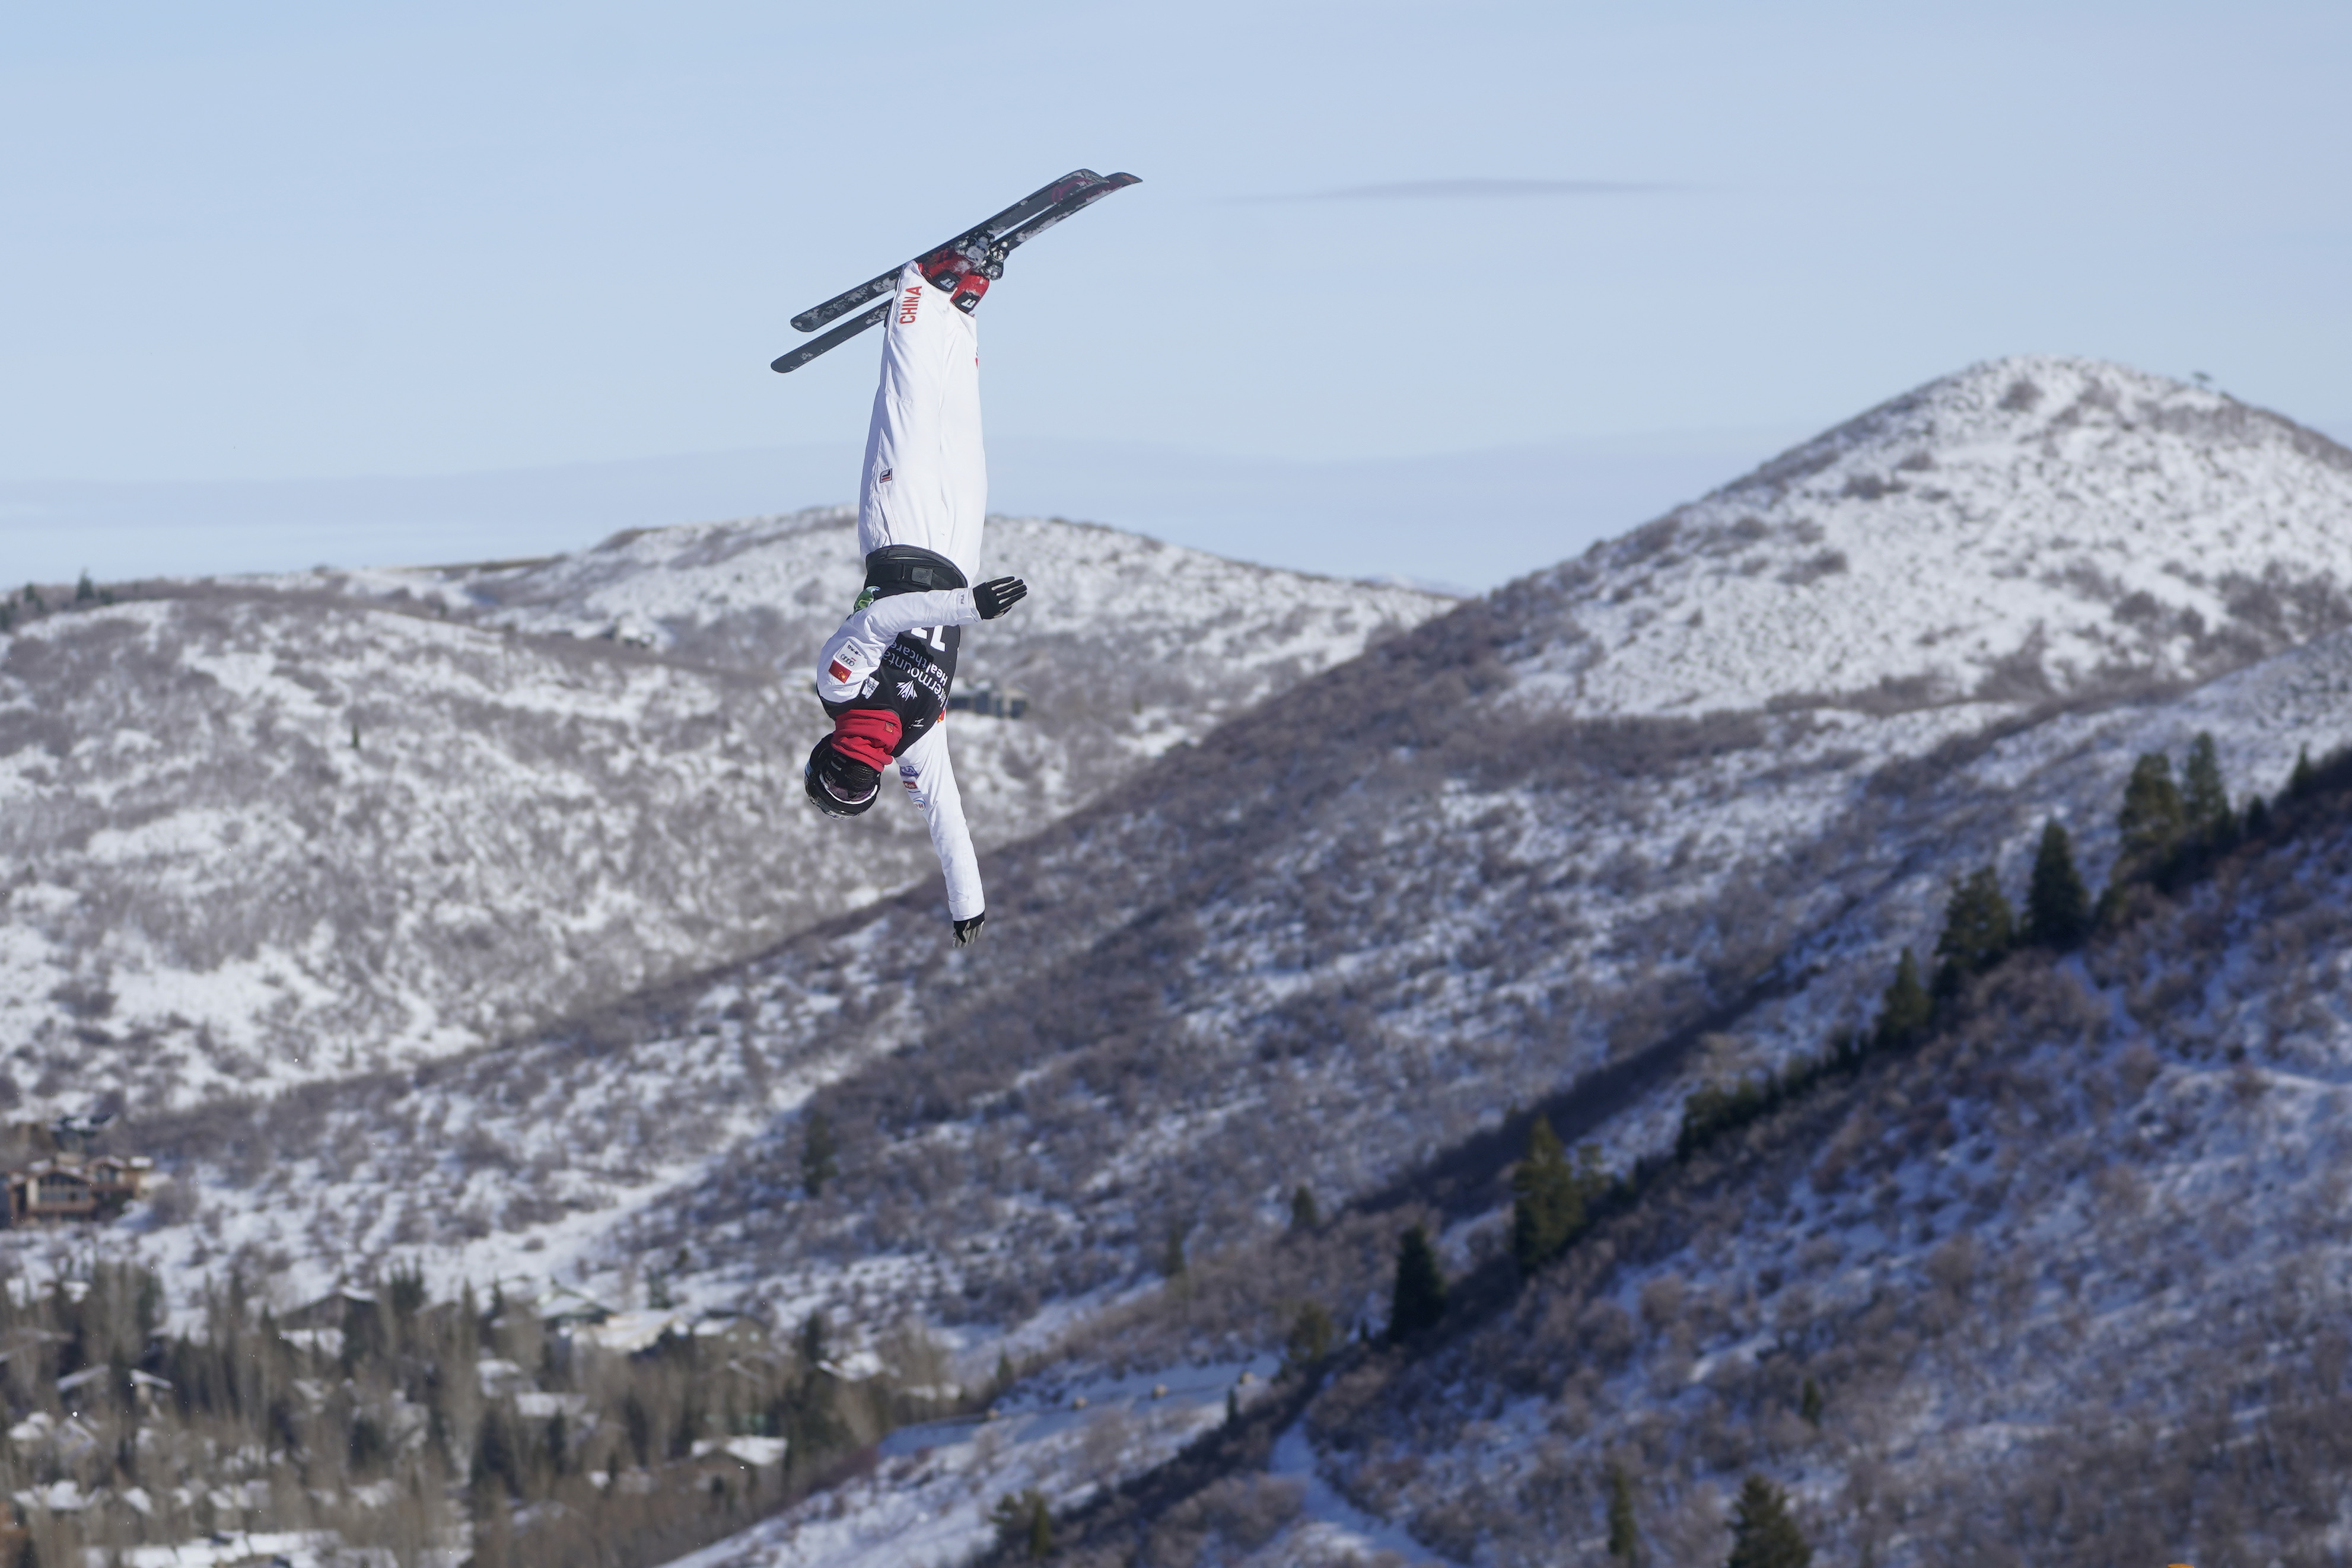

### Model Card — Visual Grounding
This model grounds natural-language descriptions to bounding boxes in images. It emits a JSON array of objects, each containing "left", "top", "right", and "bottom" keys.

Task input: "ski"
[
  {"left": 790, "top": 169, "right": 1102, "bottom": 335},
  {"left": 993, "top": 171, "right": 1140, "bottom": 256},
  {"left": 769, "top": 170, "right": 1141, "bottom": 375},
  {"left": 770, "top": 304, "right": 888, "bottom": 375}
]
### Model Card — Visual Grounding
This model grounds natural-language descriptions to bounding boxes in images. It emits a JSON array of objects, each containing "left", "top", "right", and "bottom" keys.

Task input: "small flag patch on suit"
[
  {"left": 828, "top": 659, "right": 852, "bottom": 683},
  {"left": 879, "top": 468, "right": 893, "bottom": 483}
]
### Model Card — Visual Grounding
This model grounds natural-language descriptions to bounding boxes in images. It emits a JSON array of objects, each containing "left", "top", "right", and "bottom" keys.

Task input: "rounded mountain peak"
[{"left": 1503, "top": 357, "right": 2352, "bottom": 718}]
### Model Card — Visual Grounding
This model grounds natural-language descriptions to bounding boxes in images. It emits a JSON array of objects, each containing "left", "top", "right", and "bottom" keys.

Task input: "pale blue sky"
[{"left": 2, "top": 1, "right": 2346, "bottom": 584}]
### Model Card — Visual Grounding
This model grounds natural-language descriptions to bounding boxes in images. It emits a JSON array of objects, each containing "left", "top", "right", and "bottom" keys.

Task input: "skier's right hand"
[
  {"left": 975, "top": 577, "right": 1028, "bottom": 620},
  {"left": 953, "top": 913, "right": 986, "bottom": 948}
]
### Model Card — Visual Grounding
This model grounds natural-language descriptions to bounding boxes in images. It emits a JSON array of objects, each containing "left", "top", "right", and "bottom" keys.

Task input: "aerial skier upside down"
[{"left": 787, "top": 172, "right": 1138, "bottom": 948}]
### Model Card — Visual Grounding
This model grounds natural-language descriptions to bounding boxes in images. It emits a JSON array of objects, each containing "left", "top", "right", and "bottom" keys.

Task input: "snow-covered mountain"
[
  {"left": 0, "top": 513, "right": 1446, "bottom": 1111},
  {"left": 21, "top": 355, "right": 2352, "bottom": 1567},
  {"left": 1240, "top": 785, "right": 2352, "bottom": 1567},
  {"left": 1514, "top": 355, "right": 2352, "bottom": 716},
  {"left": 84, "top": 355, "right": 2349, "bottom": 1287}
]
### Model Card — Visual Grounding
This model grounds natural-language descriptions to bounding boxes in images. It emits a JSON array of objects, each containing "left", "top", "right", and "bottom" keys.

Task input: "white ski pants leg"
[{"left": 858, "top": 264, "right": 987, "bottom": 584}]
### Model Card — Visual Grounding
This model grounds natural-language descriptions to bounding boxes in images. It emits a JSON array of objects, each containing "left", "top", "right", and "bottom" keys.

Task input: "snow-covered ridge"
[
  {"left": 1509, "top": 355, "right": 2352, "bottom": 716},
  {"left": 63, "top": 359, "right": 2352, "bottom": 1308},
  {"left": 0, "top": 515, "right": 1448, "bottom": 1114},
  {"left": 26, "top": 356, "right": 2352, "bottom": 1568},
  {"left": 268, "top": 508, "right": 1447, "bottom": 728}
]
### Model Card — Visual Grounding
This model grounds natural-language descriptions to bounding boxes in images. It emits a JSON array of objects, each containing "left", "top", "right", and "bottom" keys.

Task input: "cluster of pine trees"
[
  {"left": 0, "top": 575, "right": 111, "bottom": 634},
  {"left": 1682, "top": 728, "right": 2315, "bottom": 1156},
  {"left": 1871, "top": 729, "right": 2295, "bottom": 1047},
  {"left": 1374, "top": 738, "right": 2305, "bottom": 1334},
  {"left": 1351, "top": 731, "right": 2347, "bottom": 1566},
  {"left": 0, "top": 1261, "right": 928, "bottom": 1568}
]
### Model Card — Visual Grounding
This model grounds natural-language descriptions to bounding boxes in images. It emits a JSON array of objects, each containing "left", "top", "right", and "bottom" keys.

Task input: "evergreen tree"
[
  {"left": 1605, "top": 1462, "right": 1642, "bottom": 1566},
  {"left": 2181, "top": 731, "right": 2233, "bottom": 843},
  {"left": 2289, "top": 745, "right": 2317, "bottom": 799},
  {"left": 2023, "top": 820, "right": 2091, "bottom": 951},
  {"left": 1511, "top": 1117, "right": 1578, "bottom": 1276},
  {"left": 2116, "top": 752, "right": 2185, "bottom": 865},
  {"left": 799, "top": 1109, "right": 839, "bottom": 1199},
  {"left": 1574, "top": 1141, "right": 1609, "bottom": 1213},
  {"left": 386, "top": 1261, "right": 426, "bottom": 1322},
  {"left": 1873, "top": 948, "right": 1931, "bottom": 1050},
  {"left": 2243, "top": 793, "right": 2273, "bottom": 837},
  {"left": 1283, "top": 1301, "right": 1336, "bottom": 1372},
  {"left": 1799, "top": 1376, "right": 1823, "bottom": 1427},
  {"left": 991, "top": 1490, "right": 1054, "bottom": 1560},
  {"left": 1511, "top": 1120, "right": 1610, "bottom": 1274},
  {"left": 473, "top": 1404, "right": 521, "bottom": 1497},
  {"left": 1388, "top": 1225, "right": 1447, "bottom": 1341},
  {"left": 1160, "top": 1220, "right": 1188, "bottom": 1279},
  {"left": 622, "top": 1392, "right": 653, "bottom": 1467},
  {"left": 1026, "top": 1495, "right": 1054, "bottom": 1561},
  {"left": 1931, "top": 866, "right": 2013, "bottom": 996},
  {"left": 1724, "top": 1475, "right": 1810, "bottom": 1568},
  {"left": 1288, "top": 1183, "right": 1320, "bottom": 1232},
  {"left": 74, "top": 571, "right": 96, "bottom": 603}
]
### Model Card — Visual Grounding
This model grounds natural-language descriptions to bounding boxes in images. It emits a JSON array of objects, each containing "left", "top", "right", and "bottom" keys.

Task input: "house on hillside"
[
  {"left": 281, "top": 1287, "right": 381, "bottom": 1330},
  {"left": 533, "top": 1282, "right": 615, "bottom": 1331},
  {"left": 6, "top": 1154, "right": 153, "bottom": 1226}
]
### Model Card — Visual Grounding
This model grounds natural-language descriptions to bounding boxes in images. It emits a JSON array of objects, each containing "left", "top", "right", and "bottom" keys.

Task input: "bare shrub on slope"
[
  {"left": 1266, "top": 797, "right": 2352, "bottom": 1566},
  {"left": 0, "top": 520, "right": 1447, "bottom": 1113}
]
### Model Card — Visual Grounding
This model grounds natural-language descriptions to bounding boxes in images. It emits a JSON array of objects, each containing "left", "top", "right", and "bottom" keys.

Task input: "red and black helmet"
[{"left": 804, "top": 737, "right": 880, "bottom": 817}]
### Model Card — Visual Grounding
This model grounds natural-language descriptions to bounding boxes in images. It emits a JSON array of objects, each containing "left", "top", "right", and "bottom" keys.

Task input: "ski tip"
[{"left": 771, "top": 349, "right": 812, "bottom": 374}]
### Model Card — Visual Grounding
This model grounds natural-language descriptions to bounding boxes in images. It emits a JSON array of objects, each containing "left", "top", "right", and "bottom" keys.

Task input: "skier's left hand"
[
  {"left": 975, "top": 578, "right": 1027, "bottom": 620},
  {"left": 953, "top": 913, "right": 986, "bottom": 948}
]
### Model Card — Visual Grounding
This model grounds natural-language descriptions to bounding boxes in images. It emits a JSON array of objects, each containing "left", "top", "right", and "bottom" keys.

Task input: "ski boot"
[{"left": 916, "top": 232, "right": 1005, "bottom": 315}]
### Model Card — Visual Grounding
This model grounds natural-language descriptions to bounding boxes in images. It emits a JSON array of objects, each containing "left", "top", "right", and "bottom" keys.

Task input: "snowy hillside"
[
  {"left": 290, "top": 508, "right": 1447, "bottom": 766},
  {"left": 1513, "top": 355, "right": 2352, "bottom": 715},
  {"left": 85, "top": 359, "right": 2352, "bottom": 1300},
  {"left": 0, "top": 517, "right": 1446, "bottom": 1112},
  {"left": 1273, "top": 793, "right": 2352, "bottom": 1566},
  {"left": 28, "top": 356, "right": 2352, "bottom": 1567},
  {"left": 134, "top": 611, "right": 2352, "bottom": 1327}
]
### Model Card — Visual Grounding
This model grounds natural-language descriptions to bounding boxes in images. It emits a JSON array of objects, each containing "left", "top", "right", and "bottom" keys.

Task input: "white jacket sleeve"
[
  {"left": 892, "top": 725, "right": 983, "bottom": 920},
  {"left": 811, "top": 587, "right": 979, "bottom": 700}
]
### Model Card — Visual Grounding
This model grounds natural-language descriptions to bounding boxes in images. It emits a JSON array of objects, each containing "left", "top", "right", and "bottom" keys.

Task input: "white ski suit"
[{"left": 811, "top": 264, "right": 990, "bottom": 922}]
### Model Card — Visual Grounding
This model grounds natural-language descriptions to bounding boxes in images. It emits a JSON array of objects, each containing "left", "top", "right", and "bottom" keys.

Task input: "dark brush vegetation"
[
  {"left": 1019, "top": 728, "right": 2352, "bottom": 1564},
  {"left": 1673, "top": 730, "right": 2278, "bottom": 1173}
]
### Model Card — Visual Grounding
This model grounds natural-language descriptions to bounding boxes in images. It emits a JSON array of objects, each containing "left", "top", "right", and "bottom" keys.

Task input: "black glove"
[
  {"left": 974, "top": 577, "right": 1027, "bottom": 620},
  {"left": 953, "top": 913, "right": 986, "bottom": 948}
]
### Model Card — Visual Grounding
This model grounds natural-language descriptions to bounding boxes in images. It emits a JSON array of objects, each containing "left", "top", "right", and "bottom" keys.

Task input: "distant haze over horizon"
[
  {"left": 0, "top": 425, "right": 1813, "bottom": 592},
  {"left": 5, "top": 399, "right": 2346, "bottom": 595}
]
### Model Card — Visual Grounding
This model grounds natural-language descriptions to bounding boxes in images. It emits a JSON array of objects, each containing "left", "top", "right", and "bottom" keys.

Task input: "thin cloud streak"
[{"left": 1237, "top": 177, "right": 1683, "bottom": 203}]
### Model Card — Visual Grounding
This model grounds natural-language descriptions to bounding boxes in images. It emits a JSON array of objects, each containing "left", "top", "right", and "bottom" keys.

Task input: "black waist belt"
[{"left": 864, "top": 546, "right": 969, "bottom": 598}]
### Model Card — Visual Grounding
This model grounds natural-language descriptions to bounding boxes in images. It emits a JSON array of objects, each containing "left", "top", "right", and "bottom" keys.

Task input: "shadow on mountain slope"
[{"left": 1010, "top": 754, "right": 2352, "bottom": 1568}]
